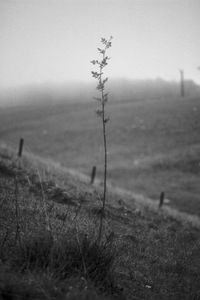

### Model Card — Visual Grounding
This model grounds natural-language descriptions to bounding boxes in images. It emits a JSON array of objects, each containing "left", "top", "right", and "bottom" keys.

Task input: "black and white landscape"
[{"left": 1, "top": 1, "right": 200, "bottom": 299}]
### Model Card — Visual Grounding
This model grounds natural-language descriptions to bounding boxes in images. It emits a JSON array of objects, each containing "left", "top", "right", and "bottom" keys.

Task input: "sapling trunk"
[{"left": 91, "top": 36, "right": 113, "bottom": 243}]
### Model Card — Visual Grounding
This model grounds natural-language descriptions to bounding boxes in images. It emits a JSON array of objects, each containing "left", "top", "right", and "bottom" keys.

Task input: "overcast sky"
[{"left": 0, "top": 0, "right": 200, "bottom": 89}]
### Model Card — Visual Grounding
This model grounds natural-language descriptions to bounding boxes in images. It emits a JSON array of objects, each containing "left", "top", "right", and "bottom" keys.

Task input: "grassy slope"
[
  {"left": 0, "top": 96, "right": 200, "bottom": 216},
  {"left": 0, "top": 146, "right": 200, "bottom": 300}
]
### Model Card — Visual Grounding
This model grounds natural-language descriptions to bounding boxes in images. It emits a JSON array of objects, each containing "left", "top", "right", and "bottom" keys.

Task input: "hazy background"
[
  {"left": 1, "top": 0, "right": 200, "bottom": 216},
  {"left": 0, "top": 0, "right": 200, "bottom": 101}
]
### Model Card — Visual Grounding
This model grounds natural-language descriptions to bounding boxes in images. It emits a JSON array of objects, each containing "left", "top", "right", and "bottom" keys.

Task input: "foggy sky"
[{"left": 0, "top": 0, "right": 200, "bottom": 90}]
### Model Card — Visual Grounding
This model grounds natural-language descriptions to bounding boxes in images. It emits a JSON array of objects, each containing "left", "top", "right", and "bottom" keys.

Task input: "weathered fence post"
[
  {"left": 159, "top": 191, "right": 165, "bottom": 208},
  {"left": 18, "top": 138, "right": 24, "bottom": 157},
  {"left": 90, "top": 166, "right": 97, "bottom": 185}
]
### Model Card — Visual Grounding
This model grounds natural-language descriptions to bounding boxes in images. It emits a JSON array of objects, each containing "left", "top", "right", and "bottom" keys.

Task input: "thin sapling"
[{"left": 91, "top": 36, "right": 113, "bottom": 243}]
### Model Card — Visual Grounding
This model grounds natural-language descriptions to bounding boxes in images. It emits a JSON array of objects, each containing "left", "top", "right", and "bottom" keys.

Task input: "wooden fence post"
[
  {"left": 18, "top": 138, "right": 24, "bottom": 157},
  {"left": 90, "top": 166, "right": 97, "bottom": 185},
  {"left": 159, "top": 191, "right": 165, "bottom": 208}
]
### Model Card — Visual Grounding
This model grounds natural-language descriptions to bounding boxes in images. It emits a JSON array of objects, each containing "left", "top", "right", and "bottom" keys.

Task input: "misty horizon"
[{"left": 0, "top": 77, "right": 199, "bottom": 107}]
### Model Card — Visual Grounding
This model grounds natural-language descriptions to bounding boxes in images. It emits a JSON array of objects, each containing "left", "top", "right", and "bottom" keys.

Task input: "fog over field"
[{"left": 0, "top": 78, "right": 200, "bottom": 107}]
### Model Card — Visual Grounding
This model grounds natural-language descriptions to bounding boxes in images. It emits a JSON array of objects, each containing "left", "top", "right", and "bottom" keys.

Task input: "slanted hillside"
[
  {"left": 0, "top": 145, "right": 200, "bottom": 300},
  {"left": 1, "top": 95, "right": 200, "bottom": 216}
]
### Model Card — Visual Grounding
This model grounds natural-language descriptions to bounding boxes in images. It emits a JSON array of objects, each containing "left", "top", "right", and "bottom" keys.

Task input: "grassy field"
[
  {"left": 1, "top": 95, "right": 200, "bottom": 216},
  {"left": 0, "top": 147, "right": 200, "bottom": 299}
]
